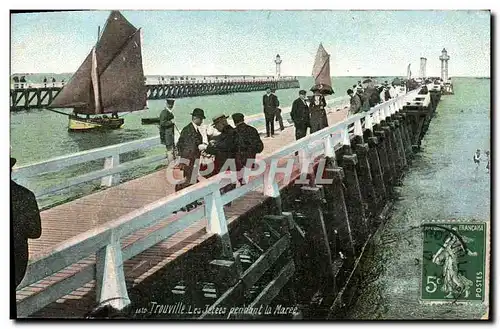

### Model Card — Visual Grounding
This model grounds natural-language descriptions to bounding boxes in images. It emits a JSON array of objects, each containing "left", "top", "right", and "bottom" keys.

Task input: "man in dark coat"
[
  {"left": 206, "top": 114, "right": 240, "bottom": 175},
  {"left": 290, "top": 89, "right": 310, "bottom": 140},
  {"left": 262, "top": 87, "right": 279, "bottom": 138},
  {"left": 357, "top": 88, "right": 369, "bottom": 112},
  {"left": 175, "top": 108, "right": 206, "bottom": 206},
  {"left": 205, "top": 114, "right": 240, "bottom": 199},
  {"left": 347, "top": 88, "right": 361, "bottom": 116},
  {"left": 11, "top": 157, "right": 42, "bottom": 287},
  {"left": 309, "top": 90, "right": 328, "bottom": 133},
  {"left": 365, "top": 86, "right": 381, "bottom": 107},
  {"left": 232, "top": 113, "right": 264, "bottom": 169},
  {"left": 159, "top": 98, "right": 176, "bottom": 163},
  {"left": 272, "top": 89, "right": 284, "bottom": 131}
]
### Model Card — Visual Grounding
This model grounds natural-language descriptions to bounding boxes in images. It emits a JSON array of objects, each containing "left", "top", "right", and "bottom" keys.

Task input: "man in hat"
[
  {"left": 389, "top": 82, "right": 397, "bottom": 99},
  {"left": 379, "top": 85, "right": 386, "bottom": 103},
  {"left": 175, "top": 108, "right": 206, "bottom": 210},
  {"left": 357, "top": 88, "right": 369, "bottom": 112},
  {"left": 159, "top": 98, "right": 176, "bottom": 163},
  {"left": 272, "top": 89, "right": 284, "bottom": 132},
  {"left": 232, "top": 113, "right": 264, "bottom": 183},
  {"left": 11, "top": 157, "right": 42, "bottom": 287},
  {"left": 205, "top": 114, "right": 240, "bottom": 174},
  {"left": 290, "top": 90, "right": 310, "bottom": 140},
  {"left": 205, "top": 114, "right": 240, "bottom": 197},
  {"left": 262, "top": 87, "right": 279, "bottom": 138},
  {"left": 347, "top": 88, "right": 361, "bottom": 116},
  {"left": 309, "top": 90, "right": 328, "bottom": 133},
  {"left": 367, "top": 85, "right": 381, "bottom": 107}
]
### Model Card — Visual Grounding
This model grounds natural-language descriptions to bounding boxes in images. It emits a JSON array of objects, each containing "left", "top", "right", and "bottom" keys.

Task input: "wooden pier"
[
  {"left": 10, "top": 77, "right": 300, "bottom": 112},
  {"left": 13, "top": 83, "right": 445, "bottom": 319}
]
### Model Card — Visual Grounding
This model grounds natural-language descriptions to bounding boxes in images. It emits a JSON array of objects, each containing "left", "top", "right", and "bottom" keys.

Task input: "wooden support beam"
[
  {"left": 366, "top": 137, "right": 387, "bottom": 204},
  {"left": 322, "top": 168, "right": 356, "bottom": 260},
  {"left": 340, "top": 154, "right": 367, "bottom": 253},
  {"left": 392, "top": 119, "right": 408, "bottom": 169},
  {"left": 199, "top": 234, "right": 290, "bottom": 319},
  {"left": 353, "top": 142, "right": 377, "bottom": 220},
  {"left": 374, "top": 129, "right": 393, "bottom": 194},
  {"left": 380, "top": 126, "right": 398, "bottom": 179}
]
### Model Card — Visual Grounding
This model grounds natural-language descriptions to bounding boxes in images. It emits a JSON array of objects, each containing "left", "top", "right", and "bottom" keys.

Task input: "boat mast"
[{"left": 91, "top": 25, "right": 102, "bottom": 114}]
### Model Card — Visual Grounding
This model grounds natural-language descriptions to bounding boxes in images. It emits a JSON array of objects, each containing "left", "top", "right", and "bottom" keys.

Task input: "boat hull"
[
  {"left": 68, "top": 117, "right": 124, "bottom": 131},
  {"left": 141, "top": 117, "right": 160, "bottom": 125}
]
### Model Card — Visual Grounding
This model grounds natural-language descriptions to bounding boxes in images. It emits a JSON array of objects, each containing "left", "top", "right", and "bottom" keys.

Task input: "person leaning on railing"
[
  {"left": 231, "top": 112, "right": 264, "bottom": 185},
  {"left": 11, "top": 157, "right": 42, "bottom": 288},
  {"left": 347, "top": 88, "right": 361, "bottom": 116},
  {"left": 204, "top": 114, "right": 240, "bottom": 204}
]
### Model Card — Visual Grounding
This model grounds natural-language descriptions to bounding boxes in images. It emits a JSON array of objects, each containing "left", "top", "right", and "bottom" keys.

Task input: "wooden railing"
[
  {"left": 11, "top": 96, "right": 350, "bottom": 204},
  {"left": 15, "top": 88, "right": 423, "bottom": 317}
]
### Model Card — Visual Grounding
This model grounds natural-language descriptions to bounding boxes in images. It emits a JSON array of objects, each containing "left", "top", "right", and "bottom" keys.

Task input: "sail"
[
  {"left": 95, "top": 11, "right": 138, "bottom": 76},
  {"left": 311, "top": 43, "right": 334, "bottom": 95},
  {"left": 49, "top": 10, "right": 145, "bottom": 115},
  {"left": 48, "top": 52, "right": 93, "bottom": 109},
  {"left": 99, "top": 30, "right": 146, "bottom": 113}
]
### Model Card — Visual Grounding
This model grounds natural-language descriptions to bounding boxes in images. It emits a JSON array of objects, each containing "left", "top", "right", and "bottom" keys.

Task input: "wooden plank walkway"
[{"left": 18, "top": 107, "right": 349, "bottom": 318}]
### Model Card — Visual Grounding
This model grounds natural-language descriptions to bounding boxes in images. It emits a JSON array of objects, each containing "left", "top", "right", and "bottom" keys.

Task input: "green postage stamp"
[{"left": 421, "top": 221, "right": 487, "bottom": 303}]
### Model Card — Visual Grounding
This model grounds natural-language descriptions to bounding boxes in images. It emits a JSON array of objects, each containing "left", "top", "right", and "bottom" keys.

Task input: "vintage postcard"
[{"left": 10, "top": 9, "right": 491, "bottom": 320}]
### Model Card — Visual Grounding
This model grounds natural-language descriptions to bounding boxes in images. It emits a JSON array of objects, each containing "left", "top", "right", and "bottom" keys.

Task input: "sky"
[{"left": 10, "top": 10, "right": 490, "bottom": 77}]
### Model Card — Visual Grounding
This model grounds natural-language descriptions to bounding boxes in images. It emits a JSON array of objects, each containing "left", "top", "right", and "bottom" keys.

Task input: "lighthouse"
[
  {"left": 439, "top": 48, "right": 450, "bottom": 81},
  {"left": 419, "top": 57, "right": 427, "bottom": 79},
  {"left": 274, "top": 54, "right": 282, "bottom": 78}
]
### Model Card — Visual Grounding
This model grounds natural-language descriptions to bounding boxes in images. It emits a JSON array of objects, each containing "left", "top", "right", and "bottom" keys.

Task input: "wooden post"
[
  {"left": 323, "top": 134, "right": 337, "bottom": 168},
  {"left": 353, "top": 142, "right": 377, "bottom": 219},
  {"left": 299, "top": 186, "right": 337, "bottom": 284},
  {"left": 374, "top": 129, "right": 392, "bottom": 189},
  {"left": 367, "top": 136, "right": 386, "bottom": 204},
  {"left": 380, "top": 126, "right": 398, "bottom": 179},
  {"left": 395, "top": 113, "right": 413, "bottom": 163},
  {"left": 353, "top": 118, "right": 364, "bottom": 145},
  {"left": 392, "top": 118, "right": 408, "bottom": 169},
  {"left": 387, "top": 122, "right": 403, "bottom": 175},
  {"left": 322, "top": 167, "right": 356, "bottom": 261},
  {"left": 95, "top": 231, "right": 130, "bottom": 310},
  {"left": 264, "top": 212, "right": 298, "bottom": 311},
  {"left": 340, "top": 154, "right": 367, "bottom": 253},
  {"left": 101, "top": 153, "right": 120, "bottom": 187},
  {"left": 264, "top": 159, "right": 283, "bottom": 215},
  {"left": 204, "top": 189, "right": 233, "bottom": 259}
]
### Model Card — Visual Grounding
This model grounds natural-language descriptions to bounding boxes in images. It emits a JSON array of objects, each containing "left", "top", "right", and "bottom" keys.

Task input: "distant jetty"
[{"left": 10, "top": 76, "right": 300, "bottom": 112}]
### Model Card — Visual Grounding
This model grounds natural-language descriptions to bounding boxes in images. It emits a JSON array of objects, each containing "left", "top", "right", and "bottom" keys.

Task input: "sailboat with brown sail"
[
  {"left": 310, "top": 43, "right": 334, "bottom": 96},
  {"left": 48, "top": 11, "right": 147, "bottom": 131}
]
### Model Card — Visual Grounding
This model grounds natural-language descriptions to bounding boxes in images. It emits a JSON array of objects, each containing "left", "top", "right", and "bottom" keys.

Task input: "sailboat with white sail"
[{"left": 48, "top": 11, "right": 147, "bottom": 131}]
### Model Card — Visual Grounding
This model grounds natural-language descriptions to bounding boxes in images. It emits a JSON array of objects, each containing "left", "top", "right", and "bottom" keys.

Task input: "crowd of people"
[
  {"left": 159, "top": 99, "right": 265, "bottom": 211},
  {"left": 12, "top": 76, "right": 61, "bottom": 88},
  {"left": 10, "top": 79, "right": 398, "bottom": 288},
  {"left": 158, "top": 86, "right": 337, "bottom": 211},
  {"left": 347, "top": 80, "right": 403, "bottom": 116}
]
